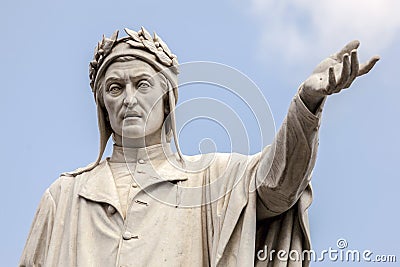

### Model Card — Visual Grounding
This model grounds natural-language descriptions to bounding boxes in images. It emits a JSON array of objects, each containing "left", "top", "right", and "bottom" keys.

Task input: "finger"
[
  {"left": 344, "top": 49, "right": 359, "bottom": 88},
  {"left": 326, "top": 67, "right": 336, "bottom": 94},
  {"left": 358, "top": 56, "right": 380, "bottom": 76},
  {"left": 335, "top": 53, "right": 351, "bottom": 91},
  {"left": 335, "top": 40, "right": 360, "bottom": 61}
]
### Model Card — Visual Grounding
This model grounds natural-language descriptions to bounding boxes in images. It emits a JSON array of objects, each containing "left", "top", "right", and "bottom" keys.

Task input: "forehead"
[{"left": 104, "top": 58, "right": 158, "bottom": 79}]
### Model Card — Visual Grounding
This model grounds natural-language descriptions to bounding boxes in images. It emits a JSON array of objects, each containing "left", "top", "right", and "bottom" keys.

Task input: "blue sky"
[{"left": 1, "top": 0, "right": 399, "bottom": 265}]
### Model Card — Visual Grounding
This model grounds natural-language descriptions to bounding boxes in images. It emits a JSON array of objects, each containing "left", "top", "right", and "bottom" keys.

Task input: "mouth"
[{"left": 124, "top": 112, "right": 142, "bottom": 119}]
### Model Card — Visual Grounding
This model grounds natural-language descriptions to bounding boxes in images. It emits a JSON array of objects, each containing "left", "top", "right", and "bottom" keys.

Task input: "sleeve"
[
  {"left": 19, "top": 188, "right": 56, "bottom": 267},
  {"left": 256, "top": 90, "right": 325, "bottom": 220}
]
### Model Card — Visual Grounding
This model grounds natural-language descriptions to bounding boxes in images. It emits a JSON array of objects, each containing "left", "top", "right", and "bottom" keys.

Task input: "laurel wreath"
[{"left": 89, "top": 27, "right": 179, "bottom": 91}]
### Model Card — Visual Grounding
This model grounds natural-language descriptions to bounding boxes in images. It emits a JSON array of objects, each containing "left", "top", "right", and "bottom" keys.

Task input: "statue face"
[{"left": 102, "top": 59, "right": 166, "bottom": 144}]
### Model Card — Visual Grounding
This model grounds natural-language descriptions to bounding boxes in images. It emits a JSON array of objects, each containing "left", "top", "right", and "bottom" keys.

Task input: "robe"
[{"left": 20, "top": 93, "right": 322, "bottom": 267}]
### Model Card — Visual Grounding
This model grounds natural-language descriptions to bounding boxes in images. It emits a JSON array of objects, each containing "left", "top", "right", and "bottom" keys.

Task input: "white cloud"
[{"left": 246, "top": 0, "right": 400, "bottom": 64}]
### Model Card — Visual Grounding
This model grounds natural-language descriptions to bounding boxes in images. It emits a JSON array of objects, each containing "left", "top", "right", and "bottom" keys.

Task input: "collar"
[
  {"left": 77, "top": 148, "right": 188, "bottom": 214},
  {"left": 77, "top": 160, "right": 122, "bottom": 213},
  {"left": 109, "top": 143, "right": 174, "bottom": 163}
]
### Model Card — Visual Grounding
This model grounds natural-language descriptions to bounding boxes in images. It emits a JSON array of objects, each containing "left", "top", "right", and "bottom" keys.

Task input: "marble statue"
[{"left": 20, "top": 27, "right": 379, "bottom": 267}]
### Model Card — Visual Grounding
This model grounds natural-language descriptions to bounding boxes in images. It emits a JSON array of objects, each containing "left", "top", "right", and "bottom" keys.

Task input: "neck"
[{"left": 113, "top": 129, "right": 162, "bottom": 148}]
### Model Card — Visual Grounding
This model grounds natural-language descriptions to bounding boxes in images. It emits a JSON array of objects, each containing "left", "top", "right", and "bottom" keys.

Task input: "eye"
[
  {"left": 137, "top": 80, "right": 151, "bottom": 90},
  {"left": 107, "top": 84, "right": 122, "bottom": 95}
]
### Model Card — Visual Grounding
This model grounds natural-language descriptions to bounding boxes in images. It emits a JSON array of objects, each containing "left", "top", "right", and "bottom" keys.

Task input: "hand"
[{"left": 300, "top": 40, "right": 380, "bottom": 112}]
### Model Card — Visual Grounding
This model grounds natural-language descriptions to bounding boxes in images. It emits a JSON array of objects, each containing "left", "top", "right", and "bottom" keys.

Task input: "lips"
[{"left": 124, "top": 112, "right": 142, "bottom": 119}]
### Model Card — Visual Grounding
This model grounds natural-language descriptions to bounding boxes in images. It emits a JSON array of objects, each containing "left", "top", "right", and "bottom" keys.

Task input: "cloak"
[{"left": 20, "top": 93, "right": 321, "bottom": 266}]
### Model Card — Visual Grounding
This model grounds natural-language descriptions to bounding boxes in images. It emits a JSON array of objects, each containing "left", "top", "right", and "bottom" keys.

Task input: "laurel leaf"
[
  {"left": 141, "top": 26, "right": 153, "bottom": 41},
  {"left": 153, "top": 32, "right": 159, "bottom": 42},
  {"left": 110, "top": 30, "right": 119, "bottom": 42},
  {"left": 102, "top": 40, "right": 114, "bottom": 52},
  {"left": 156, "top": 35, "right": 173, "bottom": 58},
  {"left": 171, "top": 57, "right": 179, "bottom": 74},
  {"left": 94, "top": 43, "right": 99, "bottom": 55},
  {"left": 156, "top": 51, "right": 173, "bottom": 66},
  {"left": 124, "top": 28, "right": 141, "bottom": 42},
  {"left": 126, "top": 40, "right": 145, "bottom": 48},
  {"left": 142, "top": 39, "right": 158, "bottom": 54},
  {"left": 90, "top": 60, "right": 98, "bottom": 68}
]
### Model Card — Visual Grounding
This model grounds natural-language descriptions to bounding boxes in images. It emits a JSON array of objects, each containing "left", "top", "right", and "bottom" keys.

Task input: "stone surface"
[{"left": 19, "top": 27, "right": 379, "bottom": 267}]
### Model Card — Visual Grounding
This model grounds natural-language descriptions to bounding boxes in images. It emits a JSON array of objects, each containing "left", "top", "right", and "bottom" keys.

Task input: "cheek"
[
  {"left": 104, "top": 96, "right": 122, "bottom": 116},
  {"left": 147, "top": 99, "right": 165, "bottom": 125},
  {"left": 143, "top": 89, "right": 165, "bottom": 113}
]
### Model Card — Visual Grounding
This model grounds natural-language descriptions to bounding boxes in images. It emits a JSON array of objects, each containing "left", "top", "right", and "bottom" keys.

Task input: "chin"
[{"left": 122, "top": 127, "right": 145, "bottom": 139}]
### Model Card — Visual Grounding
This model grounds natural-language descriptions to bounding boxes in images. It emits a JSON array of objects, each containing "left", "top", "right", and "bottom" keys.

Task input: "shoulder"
[
  {"left": 47, "top": 160, "right": 106, "bottom": 203},
  {"left": 183, "top": 152, "right": 261, "bottom": 173}
]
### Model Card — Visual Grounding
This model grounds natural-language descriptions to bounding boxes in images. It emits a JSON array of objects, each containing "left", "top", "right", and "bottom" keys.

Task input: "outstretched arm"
[{"left": 256, "top": 41, "right": 379, "bottom": 220}]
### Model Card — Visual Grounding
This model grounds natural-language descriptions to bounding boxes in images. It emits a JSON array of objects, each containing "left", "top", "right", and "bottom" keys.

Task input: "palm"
[{"left": 303, "top": 40, "right": 380, "bottom": 98}]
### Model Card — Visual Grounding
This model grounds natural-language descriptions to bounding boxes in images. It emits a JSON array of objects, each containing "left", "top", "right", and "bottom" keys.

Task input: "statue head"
[
  {"left": 74, "top": 27, "right": 182, "bottom": 175},
  {"left": 101, "top": 57, "right": 168, "bottom": 146}
]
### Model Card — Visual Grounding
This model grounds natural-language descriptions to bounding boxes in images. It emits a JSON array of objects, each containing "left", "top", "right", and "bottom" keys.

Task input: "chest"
[{"left": 75, "top": 182, "right": 206, "bottom": 266}]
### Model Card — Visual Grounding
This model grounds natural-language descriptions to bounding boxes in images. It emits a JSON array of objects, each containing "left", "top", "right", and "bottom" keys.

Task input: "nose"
[
  {"left": 123, "top": 96, "right": 137, "bottom": 107},
  {"left": 123, "top": 84, "right": 138, "bottom": 108}
]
